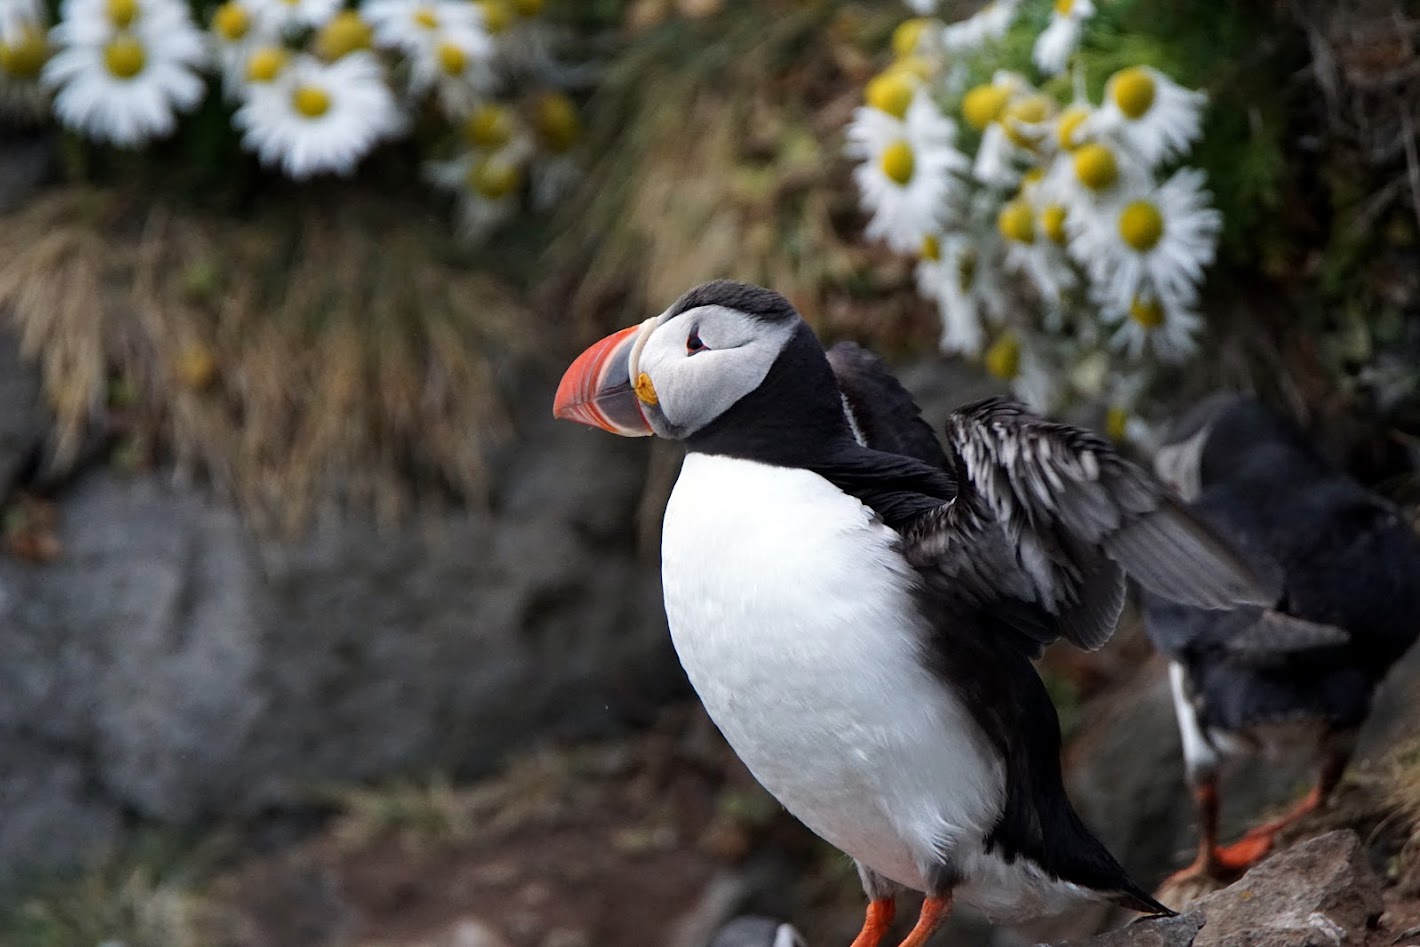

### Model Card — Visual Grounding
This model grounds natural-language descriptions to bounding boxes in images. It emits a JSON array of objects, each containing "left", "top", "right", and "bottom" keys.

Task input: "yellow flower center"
[
  {"left": 315, "top": 11, "right": 373, "bottom": 60},
  {"left": 437, "top": 41, "right": 466, "bottom": 76},
  {"left": 1128, "top": 296, "right": 1165, "bottom": 328},
  {"left": 212, "top": 2, "right": 250, "bottom": 41},
  {"left": 1056, "top": 105, "right": 1090, "bottom": 150},
  {"left": 246, "top": 46, "right": 287, "bottom": 82},
  {"left": 513, "top": 0, "right": 543, "bottom": 14},
  {"left": 0, "top": 24, "right": 47, "bottom": 79},
  {"left": 997, "top": 199, "right": 1035, "bottom": 243},
  {"left": 984, "top": 334, "right": 1020, "bottom": 380},
  {"left": 468, "top": 156, "right": 522, "bottom": 198},
  {"left": 962, "top": 83, "right": 1011, "bottom": 132},
  {"left": 865, "top": 70, "right": 915, "bottom": 120},
  {"left": 892, "top": 18, "right": 930, "bottom": 59},
  {"left": 1072, "top": 142, "right": 1118, "bottom": 191},
  {"left": 107, "top": 0, "right": 139, "bottom": 28},
  {"left": 1040, "top": 203, "right": 1068, "bottom": 244},
  {"left": 534, "top": 92, "right": 579, "bottom": 152},
  {"left": 879, "top": 140, "right": 915, "bottom": 186},
  {"left": 1053, "top": 0, "right": 1074, "bottom": 14},
  {"left": 464, "top": 103, "right": 512, "bottom": 149},
  {"left": 1003, "top": 94, "right": 1051, "bottom": 149},
  {"left": 1105, "top": 406, "right": 1129, "bottom": 441},
  {"left": 477, "top": 0, "right": 511, "bottom": 33},
  {"left": 920, "top": 234, "right": 941, "bottom": 261},
  {"left": 412, "top": 5, "right": 438, "bottom": 28},
  {"left": 292, "top": 84, "right": 331, "bottom": 118},
  {"left": 1111, "top": 67, "right": 1156, "bottom": 120},
  {"left": 1118, "top": 200, "right": 1164, "bottom": 251},
  {"left": 103, "top": 34, "right": 145, "bottom": 79},
  {"left": 890, "top": 56, "right": 932, "bottom": 81}
]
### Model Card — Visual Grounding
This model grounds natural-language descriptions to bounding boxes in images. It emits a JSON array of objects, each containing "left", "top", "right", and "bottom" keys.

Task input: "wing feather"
[{"left": 905, "top": 398, "right": 1277, "bottom": 655}]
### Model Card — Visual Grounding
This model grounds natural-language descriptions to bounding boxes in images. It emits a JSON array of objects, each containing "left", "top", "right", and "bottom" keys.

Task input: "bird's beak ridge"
[{"left": 553, "top": 322, "right": 655, "bottom": 436}]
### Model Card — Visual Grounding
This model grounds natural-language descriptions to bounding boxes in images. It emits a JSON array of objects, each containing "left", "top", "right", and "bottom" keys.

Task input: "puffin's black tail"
[{"left": 974, "top": 645, "right": 1177, "bottom": 919}]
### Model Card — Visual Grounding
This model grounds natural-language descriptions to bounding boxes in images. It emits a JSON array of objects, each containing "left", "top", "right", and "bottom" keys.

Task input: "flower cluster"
[
  {"left": 0, "top": 0, "right": 580, "bottom": 241},
  {"left": 851, "top": 0, "right": 1222, "bottom": 443}
]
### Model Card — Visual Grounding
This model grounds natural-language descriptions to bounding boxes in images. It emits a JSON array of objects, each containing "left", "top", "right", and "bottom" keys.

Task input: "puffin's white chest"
[{"left": 661, "top": 453, "right": 1004, "bottom": 892}]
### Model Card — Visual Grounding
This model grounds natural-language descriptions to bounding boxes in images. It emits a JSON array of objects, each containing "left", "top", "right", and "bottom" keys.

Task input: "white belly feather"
[{"left": 662, "top": 453, "right": 1098, "bottom": 920}]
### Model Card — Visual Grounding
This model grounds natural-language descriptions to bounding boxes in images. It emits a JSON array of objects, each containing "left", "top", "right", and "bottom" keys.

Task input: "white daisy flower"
[
  {"left": 49, "top": 0, "right": 193, "bottom": 45},
  {"left": 364, "top": 0, "right": 492, "bottom": 115},
  {"left": 0, "top": 15, "right": 49, "bottom": 119},
  {"left": 904, "top": 0, "right": 938, "bottom": 13},
  {"left": 42, "top": 2, "right": 207, "bottom": 147},
  {"left": 1101, "top": 371, "right": 1162, "bottom": 449},
  {"left": 313, "top": 9, "right": 374, "bottom": 60},
  {"left": 528, "top": 89, "right": 579, "bottom": 208},
  {"left": 1038, "top": 136, "right": 1152, "bottom": 222},
  {"left": 1033, "top": 0, "right": 1093, "bottom": 76},
  {"left": 364, "top": 0, "right": 479, "bottom": 54},
  {"left": 245, "top": 0, "right": 342, "bottom": 33},
  {"left": 1101, "top": 293, "right": 1204, "bottom": 364},
  {"left": 941, "top": 0, "right": 1019, "bottom": 53},
  {"left": 1085, "top": 66, "right": 1206, "bottom": 166},
  {"left": 983, "top": 330, "right": 1061, "bottom": 412},
  {"left": 847, "top": 90, "right": 970, "bottom": 254},
  {"left": 233, "top": 51, "right": 404, "bottom": 179},
  {"left": 998, "top": 193, "right": 1078, "bottom": 308},
  {"left": 426, "top": 145, "right": 526, "bottom": 242},
  {"left": 1068, "top": 167, "right": 1221, "bottom": 313},
  {"left": 208, "top": 0, "right": 281, "bottom": 99},
  {"left": 1, "top": 0, "right": 43, "bottom": 43},
  {"left": 918, "top": 234, "right": 983, "bottom": 356}
]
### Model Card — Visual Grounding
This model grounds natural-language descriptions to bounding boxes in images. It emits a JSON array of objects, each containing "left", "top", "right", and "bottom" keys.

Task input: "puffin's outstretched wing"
[{"left": 904, "top": 398, "right": 1277, "bottom": 656}]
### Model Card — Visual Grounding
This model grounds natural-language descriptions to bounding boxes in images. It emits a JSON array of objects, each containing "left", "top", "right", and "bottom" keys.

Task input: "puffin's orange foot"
[
  {"left": 849, "top": 898, "right": 895, "bottom": 947},
  {"left": 1211, "top": 832, "right": 1274, "bottom": 874}
]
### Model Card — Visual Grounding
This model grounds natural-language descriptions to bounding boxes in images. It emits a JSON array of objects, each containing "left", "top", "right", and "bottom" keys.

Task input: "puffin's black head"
[
  {"left": 554, "top": 280, "right": 849, "bottom": 453},
  {"left": 1155, "top": 393, "right": 1330, "bottom": 499}
]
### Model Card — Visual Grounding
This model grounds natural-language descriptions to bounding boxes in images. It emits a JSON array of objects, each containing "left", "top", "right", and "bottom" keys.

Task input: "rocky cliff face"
[{"left": 0, "top": 326, "right": 684, "bottom": 890}]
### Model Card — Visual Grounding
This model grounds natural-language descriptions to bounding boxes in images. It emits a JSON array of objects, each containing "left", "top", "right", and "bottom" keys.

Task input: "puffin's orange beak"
[{"left": 553, "top": 323, "right": 654, "bottom": 436}]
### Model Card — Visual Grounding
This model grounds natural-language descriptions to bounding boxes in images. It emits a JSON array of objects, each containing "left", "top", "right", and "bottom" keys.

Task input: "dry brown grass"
[
  {"left": 547, "top": 0, "right": 940, "bottom": 350},
  {"left": 0, "top": 187, "right": 533, "bottom": 535}
]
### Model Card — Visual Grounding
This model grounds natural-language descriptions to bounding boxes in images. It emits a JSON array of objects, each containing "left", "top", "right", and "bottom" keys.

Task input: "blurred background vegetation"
[{"left": 0, "top": 0, "right": 1418, "bottom": 945}]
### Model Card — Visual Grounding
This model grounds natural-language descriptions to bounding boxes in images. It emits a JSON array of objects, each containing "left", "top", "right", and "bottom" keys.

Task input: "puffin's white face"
[
  {"left": 553, "top": 292, "right": 797, "bottom": 440},
  {"left": 1154, "top": 422, "right": 1211, "bottom": 500},
  {"left": 631, "top": 304, "right": 796, "bottom": 439}
]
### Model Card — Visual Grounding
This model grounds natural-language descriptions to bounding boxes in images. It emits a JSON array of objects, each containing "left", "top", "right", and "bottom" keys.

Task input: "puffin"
[
  {"left": 553, "top": 281, "right": 1273, "bottom": 946},
  {"left": 710, "top": 917, "right": 807, "bottom": 947},
  {"left": 1147, "top": 393, "right": 1420, "bottom": 883}
]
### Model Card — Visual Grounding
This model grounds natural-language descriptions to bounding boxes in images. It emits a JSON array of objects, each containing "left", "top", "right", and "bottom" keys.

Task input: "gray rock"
[
  {"left": 1190, "top": 831, "right": 1383, "bottom": 947},
  {"left": 1045, "top": 831, "right": 1383, "bottom": 947},
  {"left": 0, "top": 367, "right": 678, "bottom": 886},
  {"left": 1050, "top": 913, "right": 1205, "bottom": 947}
]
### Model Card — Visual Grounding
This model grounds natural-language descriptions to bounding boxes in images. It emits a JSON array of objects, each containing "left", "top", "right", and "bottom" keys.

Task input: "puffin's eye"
[{"left": 686, "top": 328, "right": 707, "bottom": 354}]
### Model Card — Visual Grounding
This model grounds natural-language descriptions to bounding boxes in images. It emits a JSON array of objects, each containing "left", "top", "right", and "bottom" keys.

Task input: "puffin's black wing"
[
  {"left": 825, "top": 341, "right": 951, "bottom": 470},
  {"left": 904, "top": 397, "right": 1277, "bottom": 657}
]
